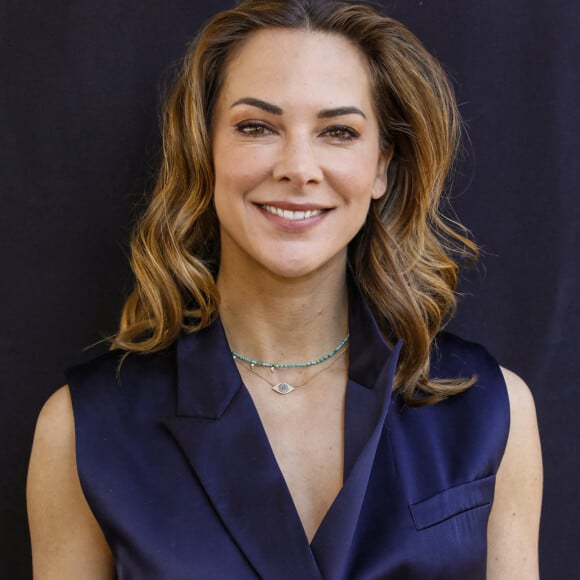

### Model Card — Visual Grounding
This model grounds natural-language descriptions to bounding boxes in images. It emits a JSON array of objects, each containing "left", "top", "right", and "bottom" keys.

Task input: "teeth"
[{"left": 262, "top": 205, "right": 324, "bottom": 220}]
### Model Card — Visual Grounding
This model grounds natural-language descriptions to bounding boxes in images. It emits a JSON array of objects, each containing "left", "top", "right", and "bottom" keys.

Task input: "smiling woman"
[
  {"left": 212, "top": 29, "right": 388, "bottom": 281},
  {"left": 27, "top": 1, "right": 542, "bottom": 578}
]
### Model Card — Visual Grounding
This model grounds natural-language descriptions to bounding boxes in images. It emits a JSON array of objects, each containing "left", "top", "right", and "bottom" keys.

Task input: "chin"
[{"left": 259, "top": 251, "right": 347, "bottom": 282}]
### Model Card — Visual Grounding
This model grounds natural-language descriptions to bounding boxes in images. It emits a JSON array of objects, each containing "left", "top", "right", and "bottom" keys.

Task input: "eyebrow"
[
  {"left": 231, "top": 97, "right": 283, "bottom": 115},
  {"left": 317, "top": 106, "right": 366, "bottom": 120},
  {"left": 230, "top": 97, "right": 367, "bottom": 120}
]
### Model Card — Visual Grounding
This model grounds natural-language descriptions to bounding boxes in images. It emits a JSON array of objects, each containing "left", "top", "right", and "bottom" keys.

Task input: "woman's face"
[{"left": 212, "top": 28, "right": 389, "bottom": 281}]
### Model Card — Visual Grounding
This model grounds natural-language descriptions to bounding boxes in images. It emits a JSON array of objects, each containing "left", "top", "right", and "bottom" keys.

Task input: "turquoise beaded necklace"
[{"left": 230, "top": 332, "right": 350, "bottom": 370}]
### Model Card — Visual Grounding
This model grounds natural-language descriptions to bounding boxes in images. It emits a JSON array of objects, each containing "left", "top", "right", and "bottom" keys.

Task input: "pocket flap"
[{"left": 409, "top": 475, "right": 495, "bottom": 531}]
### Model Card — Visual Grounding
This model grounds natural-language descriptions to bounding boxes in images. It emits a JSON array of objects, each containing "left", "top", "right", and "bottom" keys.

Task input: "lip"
[
  {"left": 255, "top": 202, "right": 331, "bottom": 230},
  {"left": 257, "top": 201, "right": 329, "bottom": 211}
]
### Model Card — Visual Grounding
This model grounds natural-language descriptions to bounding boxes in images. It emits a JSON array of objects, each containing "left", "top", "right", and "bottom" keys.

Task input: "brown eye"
[
  {"left": 322, "top": 125, "right": 359, "bottom": 141},
  {"left": 235, "top": 122, "right": 273, "bottom": 136}
]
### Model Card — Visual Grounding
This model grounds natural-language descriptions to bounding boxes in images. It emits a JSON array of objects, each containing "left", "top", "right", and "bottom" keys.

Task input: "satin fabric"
[{"left": 68, "top": 284, "right": 509, "bottom": 579}]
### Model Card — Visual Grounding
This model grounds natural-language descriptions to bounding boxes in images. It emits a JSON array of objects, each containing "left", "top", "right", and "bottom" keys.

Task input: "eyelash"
[
  {"left": 235, "top": 121, "right": 273, "bottom": 136},
  {"left": 234, "top": 121, "right": 360, "bottom": 141},
  {"left": 321, "top": 125, "right": 360, "bottom": 141}
]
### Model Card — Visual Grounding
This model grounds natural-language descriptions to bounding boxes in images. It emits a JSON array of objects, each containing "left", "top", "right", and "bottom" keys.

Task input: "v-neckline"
[
  {"left": 163, "top": 278, "right": 402, "bottom": 579},
  {"left": 236, "top": 372, "right": 396, "bottom": 549},
  {"left": 239, "top": 376, "right": 348, "bottom": 546}
]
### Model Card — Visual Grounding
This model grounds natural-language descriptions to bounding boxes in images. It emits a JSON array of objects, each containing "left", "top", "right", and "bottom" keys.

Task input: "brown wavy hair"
[{"left": 113, "top": 0, "right": 478, "bottom": 405}]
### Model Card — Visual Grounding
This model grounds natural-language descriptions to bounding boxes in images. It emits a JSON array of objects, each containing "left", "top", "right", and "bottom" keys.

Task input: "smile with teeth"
[{"left": 261, "top": 204, "right": 326, "bottom": 221}]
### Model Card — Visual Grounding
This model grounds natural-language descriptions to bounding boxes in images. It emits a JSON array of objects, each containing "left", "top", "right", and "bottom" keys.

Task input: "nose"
[{"left": 272, "top": 133, "right": 323, "bottom": 187}]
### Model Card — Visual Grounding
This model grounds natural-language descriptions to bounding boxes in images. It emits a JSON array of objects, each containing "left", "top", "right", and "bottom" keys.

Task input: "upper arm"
[
  {"left": 27, "top": 386, "right": 114, "bottom": 579},
  {"left": 487, "top": 367, "right": 543, "bottom": 579}
]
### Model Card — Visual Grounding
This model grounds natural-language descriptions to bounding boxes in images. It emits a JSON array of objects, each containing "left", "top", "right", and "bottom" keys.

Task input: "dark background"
[{"left": 1, "top": 0, "right": 578, "bottom": 577}]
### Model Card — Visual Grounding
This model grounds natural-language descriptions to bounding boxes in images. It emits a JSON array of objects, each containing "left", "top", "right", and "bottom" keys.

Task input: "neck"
[{"left": 216, "top": 261, "right": 349, "bottom": 366}]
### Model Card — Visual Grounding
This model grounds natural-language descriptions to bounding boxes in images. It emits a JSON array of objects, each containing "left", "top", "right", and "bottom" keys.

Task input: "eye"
[
  {"left": 235, "top": 121, "right": 274, "bottom": 137},
  {"left": 322, "top": 125, "right": 360, "bottom": 141}
]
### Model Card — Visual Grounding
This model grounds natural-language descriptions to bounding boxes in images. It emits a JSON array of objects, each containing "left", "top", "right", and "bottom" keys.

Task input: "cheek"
[
  {"left": 329, "top": 154, "right": 381, "bottom": 202},
  {"left": 214, "top": 147, "right": 272, "bottom": 195}
]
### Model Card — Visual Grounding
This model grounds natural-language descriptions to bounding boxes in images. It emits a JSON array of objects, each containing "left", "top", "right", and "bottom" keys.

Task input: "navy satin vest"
[{"left": 68, "top": 286, "right": 509, "bottom": 579}]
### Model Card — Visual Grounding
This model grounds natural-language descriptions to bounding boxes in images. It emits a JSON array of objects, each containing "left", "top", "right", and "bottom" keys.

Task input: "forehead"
[{"left": 219, "top": 28, "right": 373, "bottom": 109}]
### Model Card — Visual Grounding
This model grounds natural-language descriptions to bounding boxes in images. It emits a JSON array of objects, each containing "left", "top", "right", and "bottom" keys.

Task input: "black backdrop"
[{"left": 1, "top": 0, "right": 578, "bottom": 577}]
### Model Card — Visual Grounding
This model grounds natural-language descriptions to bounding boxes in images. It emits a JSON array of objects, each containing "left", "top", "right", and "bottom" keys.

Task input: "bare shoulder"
[
  {"left": 27, "top": 386, "right": 114, "bottom": 579},
  {"left": 486, "top": 367, "right": 543, "bottom": 579},
  {"left": 28, "top": 387, "right": 76, "bottom": 506},
  {"left": 501, "top": 366, "right": 538, "bottom": 419},
  {"left": 31, "top": 385, "right": 74, "bottom": 450}
]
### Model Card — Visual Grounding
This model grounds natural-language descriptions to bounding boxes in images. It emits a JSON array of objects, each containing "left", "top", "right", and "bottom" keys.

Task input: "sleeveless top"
[{"left": 68, "top": 283, "right": 509, "bottom": 580}]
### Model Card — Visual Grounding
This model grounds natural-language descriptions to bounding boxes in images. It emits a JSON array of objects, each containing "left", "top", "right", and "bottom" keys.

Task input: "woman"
[{"left": 27, "top": 0, "right": 542, "bottom": 578}]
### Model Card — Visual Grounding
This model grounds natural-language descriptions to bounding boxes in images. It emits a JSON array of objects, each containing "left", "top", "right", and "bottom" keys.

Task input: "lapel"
[
  {"left": 163, "top": 319, "right": 321, "bottom": 579},
  {"left": 309, "top": 281, "right": 401, "bottom": 579},
  {"left": 162, "top": 280, "right": 401, "bottom": 579}
]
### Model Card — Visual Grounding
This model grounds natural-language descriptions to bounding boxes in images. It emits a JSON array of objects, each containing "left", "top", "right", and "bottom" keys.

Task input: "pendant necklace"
[
  {"left": 230, "top": 333, "right": 350, "bottom": 395},
  {"left": 237, "top": 343, "right": 349, "bottom": 394}
]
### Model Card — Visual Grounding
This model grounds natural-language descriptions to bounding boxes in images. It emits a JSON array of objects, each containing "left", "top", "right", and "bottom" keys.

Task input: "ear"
[{"left": 370, "top": 145, "right": 394, "bottom": 200}]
